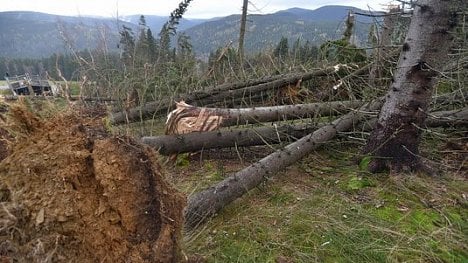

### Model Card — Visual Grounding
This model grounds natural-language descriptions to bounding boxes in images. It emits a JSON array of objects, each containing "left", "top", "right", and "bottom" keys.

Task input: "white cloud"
[{"left": 0, "top": 0, "right": 394, "bottom": 18}]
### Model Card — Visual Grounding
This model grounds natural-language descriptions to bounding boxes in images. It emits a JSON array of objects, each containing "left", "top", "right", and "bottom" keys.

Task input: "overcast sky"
[{"left": 1, "top": 0, "right": 395, "bottom": 18}]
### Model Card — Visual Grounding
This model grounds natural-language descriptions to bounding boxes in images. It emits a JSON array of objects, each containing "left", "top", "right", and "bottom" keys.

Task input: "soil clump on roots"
[{"left": 0, "top": 105, "right": 185, "bottom": 262}]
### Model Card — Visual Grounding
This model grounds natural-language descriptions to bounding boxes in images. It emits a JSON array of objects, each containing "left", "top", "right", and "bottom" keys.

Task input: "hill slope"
[
  {"left": 0, "top": 11, "right": 127, "bottom": 58},
  {"left": 185, "top": 6, "right": 375, "bottom": 57},
  {"left": 0, "top": 6, "right": 376, "bottom": 59}
]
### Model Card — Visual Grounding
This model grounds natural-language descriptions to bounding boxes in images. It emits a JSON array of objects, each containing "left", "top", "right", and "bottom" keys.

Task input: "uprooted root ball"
[{"left": 0, "top": 106, "right": 186, "bottom": 262}]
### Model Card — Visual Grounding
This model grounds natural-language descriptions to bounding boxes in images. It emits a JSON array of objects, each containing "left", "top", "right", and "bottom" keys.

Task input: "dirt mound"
[{"left": 0, "top": 106, "right": 186, "bottom": 262}]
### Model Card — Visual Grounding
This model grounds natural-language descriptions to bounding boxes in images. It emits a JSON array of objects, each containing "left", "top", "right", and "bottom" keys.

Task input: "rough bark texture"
[
  {"left": 167, "top": 100, "right": 363, "bottom": 128},
  {"left": 108, "top": 75, "right": 285, "bottom": 124},
  {"left": 342, "top": 11, "right": 355, "bottom": 43},
  {"left": 143, "top": 124, "right": 318, "bottom": 155},
  {"left": 424, "top": 107, "right": 468, "bottom": 127},
  {"left": 144, "top": 107, "right": 467, "bottom": 155},
  {"left": 238, "top": 0, "right": 248, "bottom": 62},
  {"left": 176, "top": 68, "right": 336, "bottom": 110},
  {"left": 109, "top": 67, "right": 337, "bottom": 124},
  {"left": 185, "top": 100, "right": 383, "bottom": 229},
  {"left": 362, "top": 0, "right": 461, "bottom": 173}
]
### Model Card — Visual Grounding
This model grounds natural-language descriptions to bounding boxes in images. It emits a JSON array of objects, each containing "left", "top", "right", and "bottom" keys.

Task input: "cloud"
[{"left": 0, "top": 0, "right": 390, "bottom": 18}]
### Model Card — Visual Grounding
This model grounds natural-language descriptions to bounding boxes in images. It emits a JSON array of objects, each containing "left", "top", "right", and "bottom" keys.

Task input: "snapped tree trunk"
[
  {"left": 362, "top": 0, "right": 461, "bottom": 172},
  {"left": 167, "top": 100, "right": 363, "bottom": 128},
  {"left": 238, "top": 0, "right": 248, "bottom": 62},
  {"left": 143, "top": 107, "right": 467, "bottom": 155},
  {"left": 185, "top": 100, "right": 383, "bottom": 229}
]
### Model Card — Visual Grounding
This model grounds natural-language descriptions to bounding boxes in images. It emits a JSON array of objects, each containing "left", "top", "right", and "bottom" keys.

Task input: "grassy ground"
[
  {"left": 169, "top": 137, "right": 467, "bottom": 262},
  {"left": 5, "top": 98, "right": 465, "bottom": 262},
  {"left": 0, "top": 80, "right": 10, "bottom": 95}
]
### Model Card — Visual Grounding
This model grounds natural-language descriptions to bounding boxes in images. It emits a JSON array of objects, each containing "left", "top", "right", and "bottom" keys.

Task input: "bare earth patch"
[{"left": 0, "top": 106, "right": 185, "bottom": 262}]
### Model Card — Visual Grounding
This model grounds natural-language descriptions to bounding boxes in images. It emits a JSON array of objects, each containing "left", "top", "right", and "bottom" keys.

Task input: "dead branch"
[{"left": 109, "top": 66, "right": 340, "bottom": 125}]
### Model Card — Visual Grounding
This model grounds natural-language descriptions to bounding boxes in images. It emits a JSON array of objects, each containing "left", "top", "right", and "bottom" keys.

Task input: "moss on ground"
[{"left": 178, "top": 140, "right": 467, "bottom": 262}]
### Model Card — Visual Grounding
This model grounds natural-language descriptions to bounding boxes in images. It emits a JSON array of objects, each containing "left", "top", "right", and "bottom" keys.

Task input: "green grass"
[
  {"left": 178, "top": 141, "right": 468, "bottom": 262},
  {"left": 50, "top": 81, "right": 81, "bottom": 96},
  {"left": 0, "top": 89, "right": 12, "bottom": 96},
  {"left": 68, "top": 81, "right": 81, "bottom": 96},
  {"left": 0, "top": 80, "right": 12, "bottom": 95}
]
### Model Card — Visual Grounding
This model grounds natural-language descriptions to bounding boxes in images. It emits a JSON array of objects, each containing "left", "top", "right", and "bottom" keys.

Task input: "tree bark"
[
  {"left": 362, "top": 0, "right": 461, "bottom": 173},
  {"left": 184, "top": 100, "right": 383, "bottom": 229},
  {"left": 143, "top": 107, "right": 467, "bottom": 155},
  {"left": 143, "top": 124, "right": 318, "bottom": 155},
  {"left": 368, "top": 6, "right": 401, "bottom": 87},
  {"left": 167, "top": 100, "right": 364, "bottom": 128},
  {"left": 109, "top": 67, "right": 337, "bottom": 125},
  {"left": 238, "top": 0, "right": 248, "bottom": 62},
  {"left": 342, "top": 11, "right": 355, "bottom": 43},
  {"left": 424, "top": 107, "right": 468, "bottom": 127},
  {"left": 108, "top": 75, "right": 286, "bottom": 123},
  {"left": 200, "top": 67, "right": 335, "bottom": 105}
]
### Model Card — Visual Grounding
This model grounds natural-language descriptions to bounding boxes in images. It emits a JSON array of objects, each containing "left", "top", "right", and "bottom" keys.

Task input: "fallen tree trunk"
[
  {"left": 424, "top": 107, "right": 468, "bottom": 127},
  {"left": 190, "top": 73, "right": 288, "bottom": 100},
  {"left": 143, "top": 124, "right": 318, "bottom": 155},
  {"left": 143, "top": 107, "right": 468, "bottom": 155},
  {"left": 191, "top": 67, "right": 336, "bottom": 106},
  {"left": 431, "top": 89, "right": 467, "bottom": 107},
  {"left": 184, "top": 99, "right": 384, "bottom": 229},
  {"left": 109, "top": 67, "right": 339, "bottom": 125},
  {"left": 167, "top": 100, "right": 364, "bottom": 129}
]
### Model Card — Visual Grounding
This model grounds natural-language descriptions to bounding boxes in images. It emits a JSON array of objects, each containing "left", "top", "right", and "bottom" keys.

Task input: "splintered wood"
[{"left": 165, "top": 101, "right": 223, "bottom": 135}]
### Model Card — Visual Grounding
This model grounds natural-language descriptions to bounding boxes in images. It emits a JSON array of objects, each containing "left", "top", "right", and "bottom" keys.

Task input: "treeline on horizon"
[
  {"left": 0, "top": 32, "right": 326, "bottom": 82},
  {"left": 0, "top": 9, "right": 371, "bottom": 92}
]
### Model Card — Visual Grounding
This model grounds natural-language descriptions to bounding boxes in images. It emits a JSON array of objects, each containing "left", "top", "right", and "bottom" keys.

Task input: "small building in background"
[{"left": 4, "top": 73, "right": 56, "bottom": 96}]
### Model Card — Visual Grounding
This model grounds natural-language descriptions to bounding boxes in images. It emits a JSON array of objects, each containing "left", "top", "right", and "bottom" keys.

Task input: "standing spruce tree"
[
  {"left": 135, "top": 15, "right": 149, "bottom": 63},
  {"left": 362, "top": 0, "right": 462, "bottom": 173},
  {"left": 158, "top": 0, "right": 193, "bottom": 63},
  {"left": 146, "top": 28, "right": 157, "bottom": 62},
  {"left": 118, "top": 25, "right": 135, "bottom": 66},
  {"left": 274, "top": 36, "right": 289, "bottom": 61}
]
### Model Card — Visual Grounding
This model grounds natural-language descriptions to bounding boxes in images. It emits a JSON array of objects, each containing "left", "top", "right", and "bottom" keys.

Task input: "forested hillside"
[
  {"left": 0, "top": 6, "right": 376, "bottom": 59},
  {"left": 0, "top": 11, "right": 127, "bottom": 58},
  {"left": 186, "top": 5, "right": 375, "bottom": 57}
]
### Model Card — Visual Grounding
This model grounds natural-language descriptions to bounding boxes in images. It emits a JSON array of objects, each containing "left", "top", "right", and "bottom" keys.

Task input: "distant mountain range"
[
  {"left": 0, "top": 6, "right": 377, "bottom": 59},
  {"left": 186, "top": 6, "right": 375, "bottom": 58},
  {"left": 122, "top": 15, "right": 208, "bottom": 33}
]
